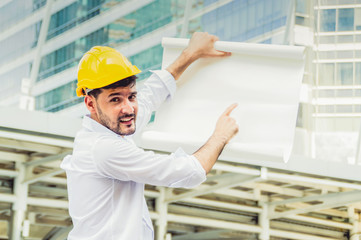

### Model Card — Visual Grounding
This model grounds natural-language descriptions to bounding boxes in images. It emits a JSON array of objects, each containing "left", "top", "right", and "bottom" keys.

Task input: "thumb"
[{"left": 210, "top": 49, "right": 231, "bottom": 57}]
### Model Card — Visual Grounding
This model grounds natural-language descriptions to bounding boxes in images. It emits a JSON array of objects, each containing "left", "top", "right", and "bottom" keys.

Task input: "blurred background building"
[
  {"left": 1, "top": 0, "right": 361, "bottom": 239},
  {"left": 1, "top": 0, "right": 361, "bottom": 163}
]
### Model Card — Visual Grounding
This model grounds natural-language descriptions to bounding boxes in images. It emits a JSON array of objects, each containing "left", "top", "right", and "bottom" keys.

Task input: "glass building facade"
[
  {"left": 315, "top": 0, "right": 361, "bottom": 119},
  {"left": 3, "top": 1, "right": 361, "bottom": 239},
  {"left": 0, "top": 0, "right": 291, "bottom": 113},
  {"left": 1, "top": 0, "right": 361, "bottom": 161}
]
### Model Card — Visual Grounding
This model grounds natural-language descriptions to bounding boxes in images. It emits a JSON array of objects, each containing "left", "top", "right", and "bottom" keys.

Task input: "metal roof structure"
[{"left": 1, "top": 107, "right": 361, "bottom": 240}]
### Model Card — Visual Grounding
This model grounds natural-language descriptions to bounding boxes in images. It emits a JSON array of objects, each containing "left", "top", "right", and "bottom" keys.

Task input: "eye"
[
  {"left": 129, "top": 94, "right": 137, "bottom": 101},
  {"left": 110, "top": 97, "right": 120, "bottom": 102}
]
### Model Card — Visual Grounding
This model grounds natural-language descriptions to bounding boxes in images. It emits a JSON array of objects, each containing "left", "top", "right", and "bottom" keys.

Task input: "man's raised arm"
[
  {"left": 194, "top": 103, "right": 239, "bottom": 174},
  {"left": 165, "top": 32, "right": 238, "bottom": 174},
  {"left": 166, "top": 32, "right": 231, "bottom": 80}
]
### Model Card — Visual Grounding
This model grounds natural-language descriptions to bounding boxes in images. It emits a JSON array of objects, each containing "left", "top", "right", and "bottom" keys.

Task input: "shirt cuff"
[
  {"left": 173, "top": 147, "right": 207, "bottom": 188},
  {"left": 174, "top": 148, "right": 206, "bottom": 177},
  {"left": 150, "top": 70, "right": 176, "bottom": 100}
]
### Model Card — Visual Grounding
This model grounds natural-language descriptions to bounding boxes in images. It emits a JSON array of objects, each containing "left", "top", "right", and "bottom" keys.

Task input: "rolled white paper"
[{"left": 138, "top": 37, "right": 305, "bottom": 163}]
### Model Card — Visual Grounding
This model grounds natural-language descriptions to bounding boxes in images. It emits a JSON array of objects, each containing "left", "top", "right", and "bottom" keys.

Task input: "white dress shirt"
[{"left": 61, "top": 70, "right": 206, "bottom": 240}]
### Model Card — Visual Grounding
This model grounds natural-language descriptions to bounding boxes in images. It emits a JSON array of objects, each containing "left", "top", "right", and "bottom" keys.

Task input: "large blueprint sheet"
[{"left": 138, "top": 38, "right": 305, "bottom": 163}]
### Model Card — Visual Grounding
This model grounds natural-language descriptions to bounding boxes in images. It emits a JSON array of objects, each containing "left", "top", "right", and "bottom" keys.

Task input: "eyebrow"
[{"left": 108, "top": 91, "right": 137, "bottom": 98}]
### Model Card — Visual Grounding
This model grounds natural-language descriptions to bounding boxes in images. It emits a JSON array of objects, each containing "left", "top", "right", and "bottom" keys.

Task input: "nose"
[{"left": 120, "top": 100, "right": 134, "bottom": 114}]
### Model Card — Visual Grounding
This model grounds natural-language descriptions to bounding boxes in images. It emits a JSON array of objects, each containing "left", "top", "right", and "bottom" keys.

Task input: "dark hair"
[{"left": 87, "top": 75, "right": 137, "bottom": 99}]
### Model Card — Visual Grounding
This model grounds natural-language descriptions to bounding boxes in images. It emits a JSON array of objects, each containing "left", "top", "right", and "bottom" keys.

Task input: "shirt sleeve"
[
  {"left": 92, "top": 135, "right": 206, "bottom": 188},
  {"left": 135, "top": 70, "right": 176, "bottom": 132}
]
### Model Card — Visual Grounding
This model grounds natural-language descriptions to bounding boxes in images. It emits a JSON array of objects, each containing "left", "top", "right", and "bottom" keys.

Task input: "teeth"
[{"left": 120, "top": 118, "right": 132, "bottom": 122}]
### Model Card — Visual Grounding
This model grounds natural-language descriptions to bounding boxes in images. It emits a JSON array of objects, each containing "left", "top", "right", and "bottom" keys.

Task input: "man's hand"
[
  {"left": 212, "top": 103, "right": 239, "bottom": 145},
  {"left": 193, "top": 103, "right": 238, "bottom": 174},
  {"left": 166, "top": 32, "right": 231, "bottom": 80},
  {"left": 184, "top": 32, "right": 231, "bottom": 61}
]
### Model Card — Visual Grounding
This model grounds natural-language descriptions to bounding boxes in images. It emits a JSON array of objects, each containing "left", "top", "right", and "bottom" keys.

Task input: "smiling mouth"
[
  {"left": 119, "top": 118, "right": 134, "bottom": 125},
  {"left": 119, "top": 114, "right": 135, "bottom": 125}
]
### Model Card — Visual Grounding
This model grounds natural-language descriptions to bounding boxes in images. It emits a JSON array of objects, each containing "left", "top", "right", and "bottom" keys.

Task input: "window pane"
[
  {"left": 341, "top": 0, "right": 358, "bottom": 4},
  {"left": 319, "top": 36, "right": 335, "bottom": 44},
  {"left": 338, "top": 8, "right": 354, "bottom": 31},
  {"left": 337, "top": 50, "right": 353, "bottom": 58},
  {"left": 355, "top": 105, "right": 361, "bottom": 113},
  {"left": 296, "top": 16, "right": 306, "bottom": 26},
  {"left": 336, "top": 89, "right": 353, "bottom": 97},
  {"left": 296, "top": 0, "right": 306, "bottom": 14},
  {"left": 356, "top": 62, "right": 361, "bottom": 85},
  {"left": 318, "top": 90, "right": 335, "bottom": 97},
  {"left": 320, "top": 9, "right": 336, "bottom": 32},
  {"left": 318, "top": 105, "right": 334, "bottom": 113},
  {"left": 336, "top": 105, "right": 352, "bottom": 113},
  {"left": 321, "top": 0, "right": 337, "bottom": 4},
  {"left": 356, "top": 8, "right": 361, "bottom": 30},
  {"left": 319, "top": 51, "right": 336, "bottom": 59},
  {"left": 35, "top": 80, "right": 78, "bottom": 111},
  {"left": 337, "top": 35, "right": 354, "bottom": 43},
  {"left": 319, "top": 63, "right": 335, "bottom": 85},
  {"left": 337, "top": 63, "right": 353, "bottom": 85},
  {"left": 356, "top": 51, "right": 361, "bottom": 58}
]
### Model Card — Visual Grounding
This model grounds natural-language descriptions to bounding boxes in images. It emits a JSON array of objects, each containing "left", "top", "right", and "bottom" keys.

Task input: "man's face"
[{"left": 92, "top": 85, "right": 138, "bottom": 136}]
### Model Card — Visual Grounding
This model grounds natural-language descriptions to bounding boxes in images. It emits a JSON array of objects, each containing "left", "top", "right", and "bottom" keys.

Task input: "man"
[{"left": 61, "top": 32, "right": 239, "bottom": 240}]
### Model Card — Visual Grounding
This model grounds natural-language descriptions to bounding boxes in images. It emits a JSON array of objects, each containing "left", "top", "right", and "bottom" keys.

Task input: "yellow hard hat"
[{"left": 76, "top": 46, "right": 141, "bottom": 97}]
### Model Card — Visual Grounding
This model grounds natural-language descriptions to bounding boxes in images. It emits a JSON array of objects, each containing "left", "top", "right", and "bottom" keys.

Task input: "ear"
[{"left": 84, "top": 95, "right": 97, "bottom": 114}]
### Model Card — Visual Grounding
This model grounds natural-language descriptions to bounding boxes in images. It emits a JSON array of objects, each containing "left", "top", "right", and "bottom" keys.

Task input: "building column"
[
  {"left": 259, "top": 203, "right": 270, "bottom": 240},
  {"left": 180, "top": 0, "right": 193, "bottom": 37},
  {"left": 349, "top": 206, "right": 360, "bottom": 240},
  {"left": 29, "top": 0, "right": 54, "bottom": 87},
  {"left": 156, "top": 187, "right": 169, "bottom": 240},
  {"left": 9, "top": 162, "right": 29, "bottom": 240},
  {"left": 19, "top": 0, "right": 53, "bottom": 110},
  {"left": 283, "top": 0, "right": 295, "bottom": 45}
]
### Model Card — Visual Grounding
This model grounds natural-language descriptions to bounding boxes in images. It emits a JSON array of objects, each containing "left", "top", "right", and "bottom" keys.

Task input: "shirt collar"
[
  {"left": 82, "top": 115, "right": 135, "bottom": 140},
  {"left": 82, "top": 114, "right": 119, "bottom": 137}
]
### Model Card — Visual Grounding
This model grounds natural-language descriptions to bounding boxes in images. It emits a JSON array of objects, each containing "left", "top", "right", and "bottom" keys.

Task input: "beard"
[{"left": 96, "top": 104, "right": 136, "bottom": 136}]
